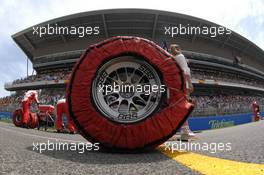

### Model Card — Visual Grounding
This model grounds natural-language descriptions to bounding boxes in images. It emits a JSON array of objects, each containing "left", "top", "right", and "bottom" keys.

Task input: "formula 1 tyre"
[
  {"left": 28, "top": 113, "right": 38, "bottom": 129},
  {"left": 67, "top": 36, "right": 194, "bottom": 151},
  {"left": 13, "top": 109, "right": 23, "bottom": 127}
]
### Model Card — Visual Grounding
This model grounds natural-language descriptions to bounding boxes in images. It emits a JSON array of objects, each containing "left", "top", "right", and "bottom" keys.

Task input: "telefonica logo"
[{"left": 209, "top": 119, "right": 234, "bottom": 129}]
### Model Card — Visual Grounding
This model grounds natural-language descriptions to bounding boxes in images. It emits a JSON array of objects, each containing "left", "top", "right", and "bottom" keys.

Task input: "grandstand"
[{"left": 2, "top": 9, "right": 264, "bottom": 116}]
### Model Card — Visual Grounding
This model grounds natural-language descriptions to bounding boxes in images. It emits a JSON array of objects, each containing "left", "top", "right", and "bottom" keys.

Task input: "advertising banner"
[{"left": 189, "top": 112, "right": 264, "bottom": 131}]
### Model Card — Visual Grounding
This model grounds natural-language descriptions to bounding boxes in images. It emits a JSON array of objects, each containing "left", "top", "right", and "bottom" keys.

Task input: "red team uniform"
[
  {"left": 56, "top": 99, "right": 76, "bottom": 133},
  {"left": 252, "top": 101, "right": 260, "bottom": 121},
  {"left": 22, "top": 90, "right": 39, "bottom": 126}
]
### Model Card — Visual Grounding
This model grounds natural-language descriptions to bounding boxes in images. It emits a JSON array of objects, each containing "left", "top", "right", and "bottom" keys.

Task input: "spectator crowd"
[
  {"left": 11, "top": 72, "right": 70, "bottom": 85},
  {"left": 1, "top": 89, "right": 263, "bottom": 117},
  {"left": 191, "top": 69, "right": 264, "bottom": 88},
  {"left": 7, "top": 68, "right": 264, "bottom": 89},
  {"left": 1, "top": 68, "right": 264, "bottom": 116},
  {"left": 192, "top": 95, "right": 264, "bottom": 116}
]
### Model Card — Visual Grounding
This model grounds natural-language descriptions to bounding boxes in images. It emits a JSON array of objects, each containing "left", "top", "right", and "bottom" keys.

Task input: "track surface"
[{"left": 0, "top": 121, "right": 263, "bottom": 175}]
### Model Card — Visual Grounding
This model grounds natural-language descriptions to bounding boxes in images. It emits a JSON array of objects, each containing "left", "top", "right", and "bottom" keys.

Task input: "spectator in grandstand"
[
  {"left": 170, "top": 44, "right": 196, "bottom": 141},
  {"left": 8, "top": 65, "right": 264, "bottom": 89},
  {"left": 10, "top": 69, "right": 71, "bottom": 85},
  {"left": 190, "top": 69, "right": 264, "bottom": 88},
  {"left": 191, "top": 94, "right": 264, "bottom": 116}
]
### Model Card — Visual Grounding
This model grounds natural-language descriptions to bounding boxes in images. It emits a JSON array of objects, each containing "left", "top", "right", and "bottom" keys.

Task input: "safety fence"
[
  {"left": 1, "top": 111, "right": 263, "bottom": 131},
  {"left": 2, "top": 104, "right": 263, "bottom": 117},
  {"left": 0, "top": 104, "right": 19, "bottom": 113},
  {"left": 0, "top": 112, "right": 12, "bottom": 121},
  {"left": 191, "top": 105, "right": 264, "bottom": 117}
]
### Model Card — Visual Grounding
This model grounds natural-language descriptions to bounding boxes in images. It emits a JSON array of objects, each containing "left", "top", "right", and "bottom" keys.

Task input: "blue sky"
[{"left": 0, "top": 0, "right": 263, "bottom": 97}]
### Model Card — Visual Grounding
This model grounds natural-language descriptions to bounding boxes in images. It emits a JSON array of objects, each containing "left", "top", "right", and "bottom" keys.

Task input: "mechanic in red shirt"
[{"left": 22, "top": 90, "right": 39, "bottom": 127}]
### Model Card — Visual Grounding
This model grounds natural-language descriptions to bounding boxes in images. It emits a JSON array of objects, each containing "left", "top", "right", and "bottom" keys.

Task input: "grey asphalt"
[
  {"left": 0, "top": 120, "right": 263, "bottom": 175},
  {"left": 0, "top": 122, "right": 199, "bottom": 175},
  {"left": 194, "top": 120, "right": 264, "bottom": 164}
]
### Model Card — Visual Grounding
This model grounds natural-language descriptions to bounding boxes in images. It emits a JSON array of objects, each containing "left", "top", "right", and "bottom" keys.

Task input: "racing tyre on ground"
[
  {"left": 13, "top": 109, "right": 23, "bottom": 127},
  {"left": 67, "top": 36, "right": 194, "bottom": 151},
  {"left": 28, "top": 113, "right": 38, "bottom": 129}
]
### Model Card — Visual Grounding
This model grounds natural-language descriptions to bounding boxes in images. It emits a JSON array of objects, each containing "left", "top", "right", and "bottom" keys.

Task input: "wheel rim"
[
  {"left": 16, "top": 115, "right": 21, "bottom": 123},
  {"left": 92, "top": 55, "right": 163, "bottom": 123}
]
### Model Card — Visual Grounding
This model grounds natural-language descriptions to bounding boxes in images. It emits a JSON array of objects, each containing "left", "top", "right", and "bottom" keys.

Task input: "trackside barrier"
[
  {"left": 0, "top": 111, "right": 72, "bottom": 124},
  {"left": 0, "top": 112, "right": 12, "bottom": 121},
  {"left": 188, "top": 112, "right": 264, "bottom": 131},
  {"left": 1, "top": 111, "right": 263, "bottom": 131}
]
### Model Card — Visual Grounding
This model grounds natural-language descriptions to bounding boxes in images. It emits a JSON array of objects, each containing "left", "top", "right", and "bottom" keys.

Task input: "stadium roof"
[{"left": 12, "top": 9, "right": 264, "bottom": 71}]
